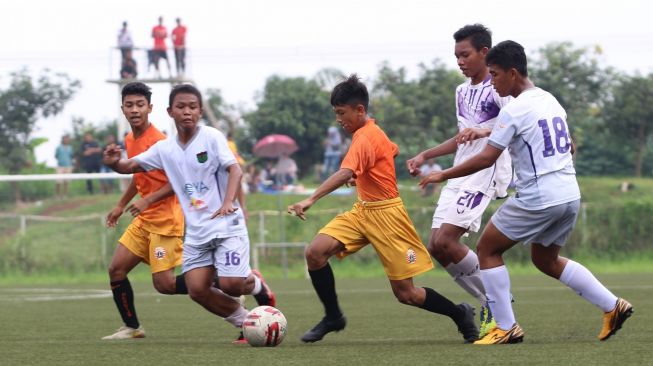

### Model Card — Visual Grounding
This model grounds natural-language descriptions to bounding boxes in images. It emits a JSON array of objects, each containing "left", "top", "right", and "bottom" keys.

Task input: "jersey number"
[
  {"left": 225, "top": 251, "right": 241, "bottom": 266},
  {"left": 537, "top": 117, "right": 570, "bottom": 158}
]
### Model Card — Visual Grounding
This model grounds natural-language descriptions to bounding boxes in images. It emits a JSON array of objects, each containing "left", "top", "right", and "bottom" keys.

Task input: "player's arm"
[
  {"left": 126, "top": 182, "right": 175, "bottom": 217},
  {"left": 103, "top": 143, "right": 145, "bottom": 174},
  {"left": 455, "top": 127, "right": 492, "bottom": 145},
  {"left": 210, "top": 163, "right": 243, "bottom": 219},
  {"left": 406, "top": 138, "right": 458, "bottom": 176},
  {"left": 420, "top": 144, "right": 503, "bottom": 187},
  {"left": 106, "top": 179, "right": 138, "bottom": 228},
  {"left": 287, "top": 168, "right": 353, "bottom": 221}
]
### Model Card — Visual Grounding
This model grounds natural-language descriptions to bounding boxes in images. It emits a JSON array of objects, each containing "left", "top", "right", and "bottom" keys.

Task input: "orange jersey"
[
  {"left": 125, "top": 124, "right": 184, "bottom": 236},
  {"left": 340, "top": 119, "right": 400, "bottom": 201}
]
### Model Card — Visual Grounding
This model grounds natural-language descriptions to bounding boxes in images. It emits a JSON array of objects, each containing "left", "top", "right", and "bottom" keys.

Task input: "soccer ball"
[{"left": 242, "top": 306, "right": 287, "bottom": 347}]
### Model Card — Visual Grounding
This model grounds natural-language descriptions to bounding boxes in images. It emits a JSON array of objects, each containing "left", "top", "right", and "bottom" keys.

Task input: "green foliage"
[
  {"left": 244, "top": 75, "right": 333, "bottom": 176},
  {"left": 0, "top": 68, "right": 80, "bottom": 174}
]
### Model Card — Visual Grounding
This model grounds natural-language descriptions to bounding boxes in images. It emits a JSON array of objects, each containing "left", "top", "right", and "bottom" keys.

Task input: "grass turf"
[{"left": 0, "top": 273, "right": 650, "bottom": 365}]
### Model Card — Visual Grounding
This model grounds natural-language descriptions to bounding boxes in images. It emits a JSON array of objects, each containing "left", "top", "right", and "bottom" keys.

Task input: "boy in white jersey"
[
  {"left": 423, "top": 40, "right": 633, "bottom": 344},
  {"left": 103, "top": 84, "right": 276, "bottom": 342},
  {"left": 406, "top": 24, "right": 512, "bottom": 337}
]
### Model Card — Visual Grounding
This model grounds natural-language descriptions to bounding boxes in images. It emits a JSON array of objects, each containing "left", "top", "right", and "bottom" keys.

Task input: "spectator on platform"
[
  {"left": 151, "top": 16, "right": 171, "bottom": 78},
  {"left": 120, "top": 49, "right": 138, "bottom": 79},
  {"left": 117, "top": 21, "right": 133, "bottom": 62},
  {"left": 172, "top": 18, "right": 187, "bottom": 77}
]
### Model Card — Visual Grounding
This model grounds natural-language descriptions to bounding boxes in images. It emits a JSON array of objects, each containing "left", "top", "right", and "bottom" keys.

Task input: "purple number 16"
[{"left": 537, "top": 117, "right": 570, "bottom": 158}]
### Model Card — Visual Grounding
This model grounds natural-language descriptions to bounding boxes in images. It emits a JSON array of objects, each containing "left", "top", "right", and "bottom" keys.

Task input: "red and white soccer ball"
[{"left": 242, "top": 306, "right": 288, "bottom": 347}]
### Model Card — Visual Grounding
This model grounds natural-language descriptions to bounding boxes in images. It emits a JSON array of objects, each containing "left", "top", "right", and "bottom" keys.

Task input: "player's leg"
[
  {"left": 473, "top": 219, "right": 524, "bottom": 344},
  {"left": 389, "top": 278, "right": 478, "bottom": 343},
  {"left": 103, "top": 243, "right": 145, "bottom": 340},
  {"left": 216, "top": 235, "right": 275, "bottom": 306},
  {"left": 148, "top": 234, "right": 187, "bottom": 295},
  {"left": 301, "top": 233, "right": 348, "bottom": 342},
  {"left": 185, "top": 266, "right": 247, "bottom": 322}
]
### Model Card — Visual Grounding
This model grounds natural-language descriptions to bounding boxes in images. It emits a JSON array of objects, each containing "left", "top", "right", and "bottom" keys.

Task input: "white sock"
[
  {"left": 445, "top": 250, "right": 487, "bottom": 307},
  {"left": 224, "top": 306, "right": 249, "bottom": 328},
  {"left": 559, "top": 260, "right": 618, "bottom": 312},
  {"left": 481, "top": 265, "right": 515, "bottom": 330},
  {"left": 250, "top": 273, "right": 262, "bottom": 295}
]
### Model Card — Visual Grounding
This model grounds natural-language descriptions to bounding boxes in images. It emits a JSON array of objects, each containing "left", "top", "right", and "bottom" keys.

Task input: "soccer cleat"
[
  {"left": 301, "top": 315, "right": 347, "bottom": 343},
  {"left": 233, "top": 331, "right": 248, "bottom": 345},
  {"left": 252, "top": 269, "right": 276, "bottom": 307},
  {"left": 101, "top": 325, "right": 145, "bottom": 340},
  {"left": 478, "top": 305, "right": 497, "bottom": 339},
  {"left": 599, "top": 298, "right": 633, "bottom": 341},
  {"left": 454, "top": 303, "right": 479, "bottom": 343},
  {"left": 474, "top": 323, "right": 524, "bottom": 345}
]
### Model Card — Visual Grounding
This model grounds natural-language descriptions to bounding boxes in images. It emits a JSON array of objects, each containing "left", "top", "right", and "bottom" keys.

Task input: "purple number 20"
[{"left": 537, "top": 117, "right": 570, "bottom": 158}]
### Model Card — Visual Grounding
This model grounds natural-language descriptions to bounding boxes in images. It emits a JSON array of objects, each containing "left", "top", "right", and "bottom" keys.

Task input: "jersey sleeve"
[
  {"left": 132, "top": 140, "right": 164, "bottom": 171},
  {"left": 212, "top": 129, "right": 238, "bottom": 168},
  {"left": 488, "top": 110, "right": 517, "bottom": 150},
  {"left": 340, "top": 135, "right": 375, "bottom": 177}
]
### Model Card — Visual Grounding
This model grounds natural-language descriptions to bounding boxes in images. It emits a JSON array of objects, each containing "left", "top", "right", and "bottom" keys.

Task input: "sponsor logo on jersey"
[
  {"left": 154, "top": 246, "right": 166, "bottom": 259},
  {"left": 196, "top": 151, "right": 208, "bottom": 163},
  {"left": 184, "top": 181, "right": 209, "bottom": 196},
  {"left": 406, "top": 249, "right": 416, "bottom": 264}
]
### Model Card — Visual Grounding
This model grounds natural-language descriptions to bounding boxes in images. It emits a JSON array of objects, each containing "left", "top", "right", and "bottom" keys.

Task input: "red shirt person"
[
  {"left": 171, "top": 18, "right": 187, "bottom": 76},
  {"left": 150, "top": 16, "right": 171, "bottom": 77}
]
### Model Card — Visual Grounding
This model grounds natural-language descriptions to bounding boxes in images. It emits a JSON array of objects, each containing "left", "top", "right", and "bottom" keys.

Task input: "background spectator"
[
  {"left": 117, "top": 21, "right": 133, "bottom": 62},
  {"left": 151, "top": 16, "right": 171, "bottom": 78},
  {"left": 99, "top": 134, "right": 118, "bottom": 194},
  {"left": 54, "top": 134, "right": 74, "bottom": 199},
  {"left": 120, "top": 49, "right": 138, "bottom": 79},
  {"left": 172, "top": 17, "right": 187, "bottom": 77},
  {"left": 79, "top": 132, "right": 102, "bottom": 194},
  {"left": 419, "top": 158, "right": 442, "bottom": 197},
  {"left": 321, "top": 126, "right": 342, "bottom": 181},
  {"left": 275, "top": 152, "right": 298, "bottom": 187}
]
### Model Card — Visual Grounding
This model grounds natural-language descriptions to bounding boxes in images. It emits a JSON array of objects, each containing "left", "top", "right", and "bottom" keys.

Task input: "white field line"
[{"left": 0, "top": 284, "right": 652, "bottom": 302}]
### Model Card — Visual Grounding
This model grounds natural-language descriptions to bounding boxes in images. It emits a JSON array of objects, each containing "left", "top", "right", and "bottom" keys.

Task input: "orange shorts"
[
  {"left": 119, "top": 223, "right": 183, "bottom": 273},
  {"left": 319, "top": 197, "right": 434, "bottom": 280}
]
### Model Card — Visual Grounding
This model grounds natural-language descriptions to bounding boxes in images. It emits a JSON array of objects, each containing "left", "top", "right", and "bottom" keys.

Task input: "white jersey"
[
  {"left": 449, "top": 76, "right": 513, "bottom": 197},
  {"left": 134, "top": 125, "right": 248, "bottom": 245},
  {"left": 488, "top": 87, "right": 580, "bottom": 210}
]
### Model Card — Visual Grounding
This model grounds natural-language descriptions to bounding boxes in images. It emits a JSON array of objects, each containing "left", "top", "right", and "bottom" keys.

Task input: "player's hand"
[
  {"left": 126, "top": 197, "right": 150, "bottom": 217},
  {"left": 455, "top": 128, "right": 491, "bottom": 145},
  {"left": 419, "top": 171, "right": 446, "bottom": 188},
  {"left": 287, "top": 199, "right": 313, "bottom": 221},
  {"left": 406, "top": 154, "right": 425, "bottom": 177},
  {"left": 210, "top": 203, "right": 239, "bottom": 219},
  {"left": 102, "top": 143, "right": 122, "bottom": 167},
  {"left": 106, "top": 206, "right": 124, "bottom": 228}
]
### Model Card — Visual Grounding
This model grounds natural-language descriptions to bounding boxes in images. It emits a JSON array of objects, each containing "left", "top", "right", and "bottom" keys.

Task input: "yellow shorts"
[
  {"left": 119, "top": 223, "right": 183, "bottom": 273},
  {"left": 319, "top": 197, "right": 434, "bottom": 280}
]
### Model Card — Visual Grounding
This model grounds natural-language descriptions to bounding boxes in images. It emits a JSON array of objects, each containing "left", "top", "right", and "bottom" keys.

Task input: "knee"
[
  {"left": 305, "top": 245, "right": 327, "bottom": 269},
  {"left": 429, "top": 237, "right": 452, "bottom": 263},
  {"left": 188, "top": 286, "right": 209, "bottom": 304},
  {"left": 220, "top": 282, "right": 245, "bottom": 297},
  {"left": 152, "top": 277, "right": 176, "bottom": 295},
  {"left": 393, "top": 288, "right": 420, "bottom": 306},
  {"left": 107, "top": 264, "right": 127, "bottom": 280},
  {"left": 531, "top": 256, "right": 556, "bottom": 277}
]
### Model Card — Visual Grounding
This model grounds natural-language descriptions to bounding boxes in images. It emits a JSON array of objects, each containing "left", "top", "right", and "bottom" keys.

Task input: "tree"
[
  {"left": 0, "top": 69, "right": 80, "bottom": 202},
  {"left": 244, "top": 75, "right": 333, "bottom": 177},
  {"left": 371, "top": 60, "right": 463, "bottom": 171},
  {"left": 602, "top": 73, "right": 653, "bottom": 176}
]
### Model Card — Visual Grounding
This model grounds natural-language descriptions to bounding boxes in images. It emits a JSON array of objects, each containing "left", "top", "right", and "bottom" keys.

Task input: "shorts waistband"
[{"left": 356, "top": 196, "right": 403, "bottom": 209}]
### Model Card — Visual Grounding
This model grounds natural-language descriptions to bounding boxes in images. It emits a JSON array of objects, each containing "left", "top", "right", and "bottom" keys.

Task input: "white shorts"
[
  {"left": 431, "top": 185, "right": 494, "bottom": 233},
  {"left": 492, "top": 198, "right": 580, "bottom": 247},
  {"left": 182, "top": 235, "right": 251, "bottom": 277}
]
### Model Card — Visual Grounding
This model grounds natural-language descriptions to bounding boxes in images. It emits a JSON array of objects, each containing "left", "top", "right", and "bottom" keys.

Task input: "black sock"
[
  {"left": 174, "top": 274, "right": 188, "bottom": 294},
  {"left": 420, "top": 287, "right": 464, "bottom": 321},
  {"left": 110, "top": 278, "right": 139, "bottom": 329},
  {"left": 309, "top": 263, "right": 342, "bottom": 320},
  {"left": 253, "top": 282, "right": 271, "bottom": 306}
]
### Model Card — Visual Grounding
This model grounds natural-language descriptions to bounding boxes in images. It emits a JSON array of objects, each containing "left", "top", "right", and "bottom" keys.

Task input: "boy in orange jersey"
[
  {"left": 102, "top": 82, "right": 186, "bottom": 340},
  {"left": 288, "top": 75, "right": 478, "bottom": 343}
]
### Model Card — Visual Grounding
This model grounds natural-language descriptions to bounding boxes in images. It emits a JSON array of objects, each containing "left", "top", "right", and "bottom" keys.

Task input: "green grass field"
[{"left": 0, "top": 273, "right": 650, "bottom": 366}]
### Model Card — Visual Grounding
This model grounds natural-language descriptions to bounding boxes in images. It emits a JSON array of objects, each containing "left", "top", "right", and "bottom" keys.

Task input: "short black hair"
[
  {"left": 330, "top": 74, "right": 369, "bottom": 111},
  {"left": 122, "top": 82, "right": 152, "bottom": 103},
  {"left": 169, "top": 84, "right": 203, "bottom": 108},
  {"left": 486, "top": 40, "right": 528, "bottom": 77},
  {"left": 453, "top": 24, "right": 492, "bottom": 51}
]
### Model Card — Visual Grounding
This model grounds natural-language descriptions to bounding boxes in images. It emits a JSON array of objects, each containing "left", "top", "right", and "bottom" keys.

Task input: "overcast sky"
[{"left": 1, "top": 0, "right": 652, "bottom": 167}]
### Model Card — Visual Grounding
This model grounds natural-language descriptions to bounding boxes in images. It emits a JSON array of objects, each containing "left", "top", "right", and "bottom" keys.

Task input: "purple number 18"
[{"left": 537, "top": 117, "right": 570, "bottom": 158}]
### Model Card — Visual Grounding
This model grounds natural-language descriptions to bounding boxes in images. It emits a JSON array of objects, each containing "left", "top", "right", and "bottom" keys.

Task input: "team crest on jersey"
[
  {"left": 154, "top": 247, "right": 166, "bottom": 260},
  {"left": 406, "top": 249, "right": 416, "bottom": 264},
  {"left": 196, "top": 151, "right": 208, "bottom": 163}
]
